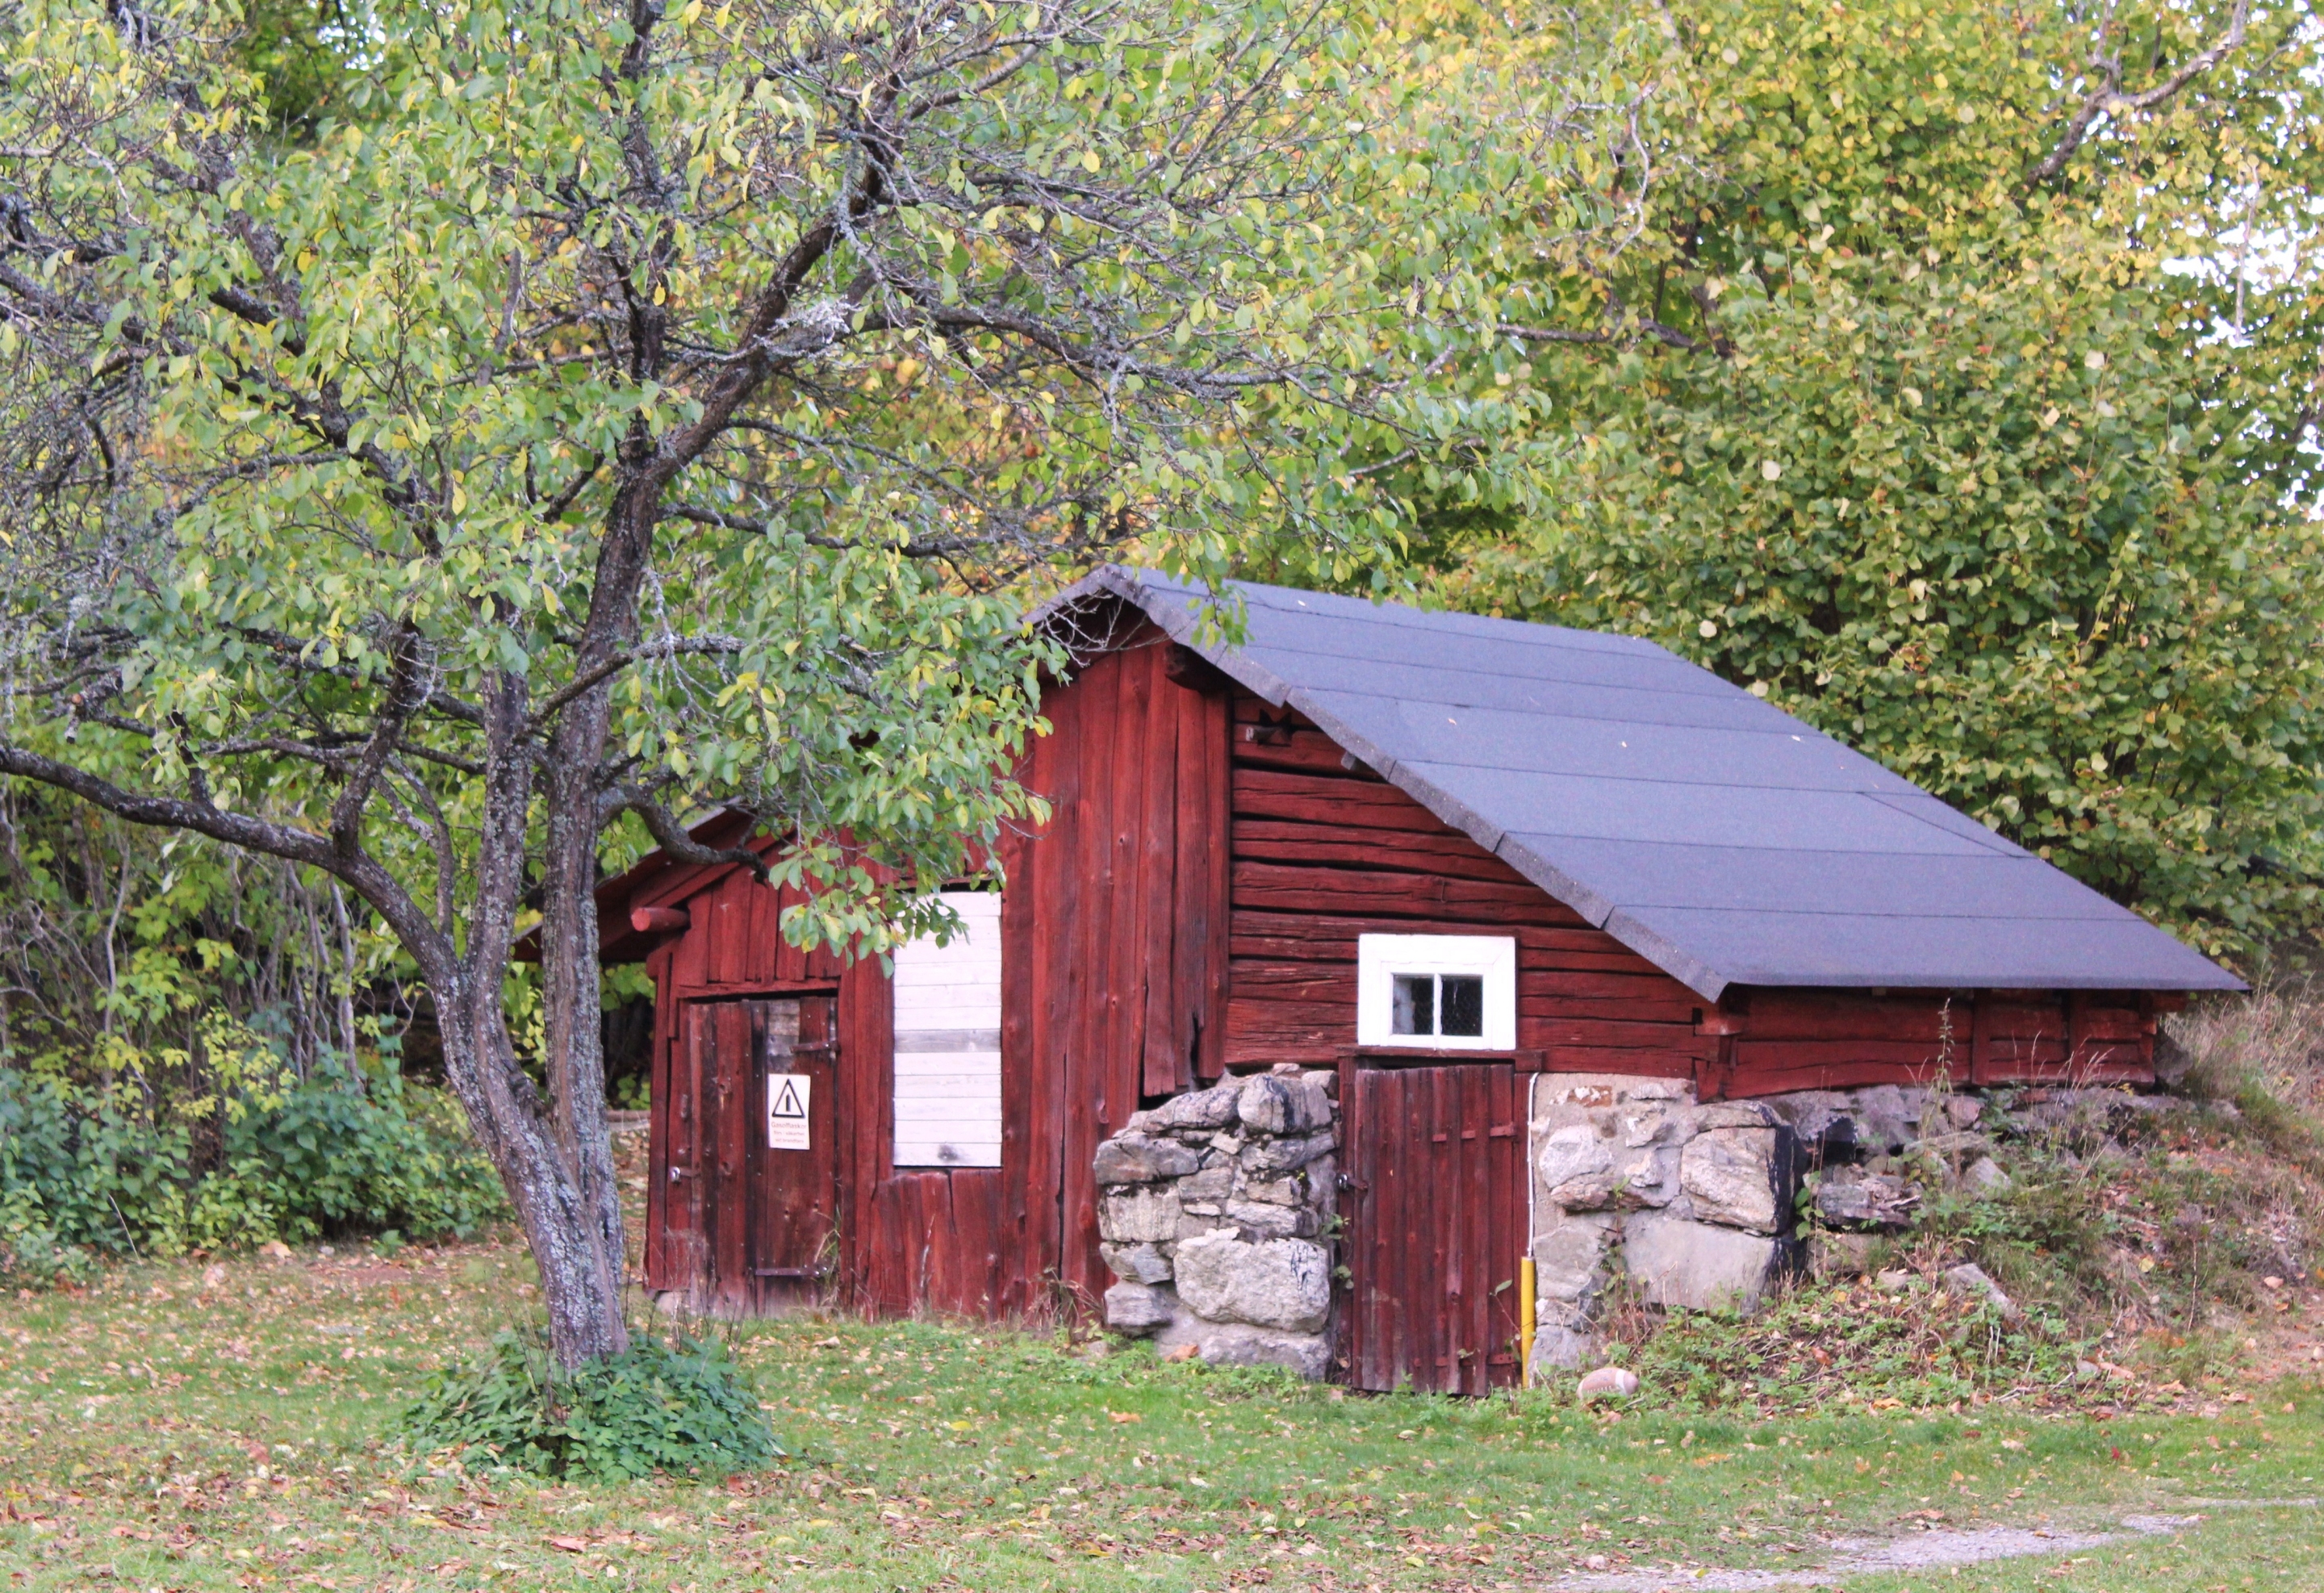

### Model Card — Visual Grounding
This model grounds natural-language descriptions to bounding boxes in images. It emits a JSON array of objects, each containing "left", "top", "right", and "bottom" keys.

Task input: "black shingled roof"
[{"left": 1054, "top": 566, "right": 2242, "bottom": 1003}]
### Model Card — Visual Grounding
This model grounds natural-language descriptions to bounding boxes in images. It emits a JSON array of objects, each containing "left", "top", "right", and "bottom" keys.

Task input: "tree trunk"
[
  {"left": 497, "top": 480, "right": 663, "bottom": 1369},
  {"left": 433, "top": 671, "right": 634, "bottom": 1370},
  {"left": 433, "top": 971, "right": 632, "bottom": 1365},
  {"left": 533, "top": 722, "right": 630, "bottom": 1365}
]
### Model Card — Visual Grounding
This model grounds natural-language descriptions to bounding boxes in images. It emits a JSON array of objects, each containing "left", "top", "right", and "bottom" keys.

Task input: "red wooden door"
[
  {"left": 750, "top": 997, "right": 839, "bottom": 1305},
  {"left": 664, "top": 997, "right": 838, "bottom": 1313},
  {"left": 1343, "top": 1063, "right": 1526, "bottom": 1394}
]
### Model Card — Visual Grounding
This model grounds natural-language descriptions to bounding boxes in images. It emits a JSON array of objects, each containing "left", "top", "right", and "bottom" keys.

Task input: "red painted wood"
[
  {"left": 1485, "top": 1064, "right": 1522, "bottom": 1386},
  {"left": 706, "top": 1002, "right": 752, "bottom": 1306},
  {"left": 1231, "top": 770, "right": 1483, "bottom": 837},
  {"left": 1233, "top": 823, "right": 1540, "bottom": 885},
  {"left": 1139, "top": 644, "right": 1186, "bottom": 1098},
  {"left": 1341, "top": 1063, "right": 1523, "bottom": 1394},
  {"left": 1227, "top": 721, "right": 1361, "bottom": 776},
  {"left": 750, "top": 998, "right": 841, "bottom": 1310},
  {"left": 1232, "top": 860, "right": 1578, "bottom": 922},
  {"left": 1189, "top": 682, "right": 1232, "bottom": 1080},
  {"left": 642, "top": 944, "right": 676, "bottom": 1291},
  {"left": 664, "top": 1003, "right": 709, "bottom": 1290},
  {"left": 1063, "top": 642, "right": 1127, "bottom": 1304},
  {"left": 1229, "top": 914, "right": 1673, "bottom": 973}
]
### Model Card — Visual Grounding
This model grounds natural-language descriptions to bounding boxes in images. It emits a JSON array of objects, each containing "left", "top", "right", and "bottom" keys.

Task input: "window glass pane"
[
  {"left": 1391, "top": 973, "right": 1434, "bottom": 1036},
  {"left": 1439, "top": 975, "right": 1485, "bottom": 1038}
]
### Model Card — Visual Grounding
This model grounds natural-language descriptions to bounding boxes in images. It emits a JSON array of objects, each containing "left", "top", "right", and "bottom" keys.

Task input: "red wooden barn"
[{"left": 601, "top": 568, "right": 2238, "bottom": 1392}]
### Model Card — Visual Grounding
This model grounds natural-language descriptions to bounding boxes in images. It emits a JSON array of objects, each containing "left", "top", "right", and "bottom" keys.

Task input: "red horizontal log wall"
[{"left": 1223, "top": 696, "right": 1715, "bottom": 1077}]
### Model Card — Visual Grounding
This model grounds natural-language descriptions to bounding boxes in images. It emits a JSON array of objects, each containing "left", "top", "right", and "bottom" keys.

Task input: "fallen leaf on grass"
[
  {"left": 1108, "top": 1411, "right": 1142, "bottom": 1424},
  {"left": 546, "top": 1536, "right": 590, "bottom": 1553}
]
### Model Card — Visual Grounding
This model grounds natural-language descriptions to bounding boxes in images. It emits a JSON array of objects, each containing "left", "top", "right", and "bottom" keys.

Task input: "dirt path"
[{"left": 1552, "top": 1512, "right": 2206, "bottom": 1590}]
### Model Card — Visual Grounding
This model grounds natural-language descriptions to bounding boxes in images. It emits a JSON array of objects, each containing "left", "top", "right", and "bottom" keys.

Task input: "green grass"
[{"left": 3, "top": 1239, "right": 2323, "bottom": 1591}]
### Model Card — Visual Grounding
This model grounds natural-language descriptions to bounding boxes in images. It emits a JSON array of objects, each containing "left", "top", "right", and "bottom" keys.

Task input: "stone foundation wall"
[
  {"left": 1528, "top": 1076, "right": 2129, "bottom": 1374},
  {"left": 1528, "top": 1075, "right": 1807, "bottom": 1373},
  {"left": 1093, "top": 1065, "right": 1340, "bottom": 1378},
  {"left": 1096, "top": 1064, "right": 2081, "bottom": 1386}
]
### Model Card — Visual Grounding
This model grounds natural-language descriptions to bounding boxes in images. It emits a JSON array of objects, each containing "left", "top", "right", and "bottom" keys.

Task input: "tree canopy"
[
  {"left": 0, "top": 0, "right": 1604, "bottom": 1362},
  {"left": 1439, "top": 0, "right": 2324, "bottom": 961}
]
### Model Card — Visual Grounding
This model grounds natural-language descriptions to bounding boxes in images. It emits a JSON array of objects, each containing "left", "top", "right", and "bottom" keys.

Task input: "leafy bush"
[
  {"left": 0, "top": 1061, "right": 504, "bottom": 1284},
  {"left": 397, "top": 1329, "right": 782, "bottom": 1482}
]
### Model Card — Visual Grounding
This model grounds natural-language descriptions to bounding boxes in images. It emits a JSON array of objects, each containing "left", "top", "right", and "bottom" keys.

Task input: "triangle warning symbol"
[{"left": 771, "top": 1079, "right": 805, "bottom": 1119}]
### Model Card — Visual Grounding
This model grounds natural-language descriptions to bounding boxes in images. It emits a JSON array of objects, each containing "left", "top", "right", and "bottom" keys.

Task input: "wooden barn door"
[
  {"left": 1343, "top": 1063, "right": 1527, "bottom": 1394},
  {"left": 663, "top": 996, "right": 839, "bottom": 1313}
]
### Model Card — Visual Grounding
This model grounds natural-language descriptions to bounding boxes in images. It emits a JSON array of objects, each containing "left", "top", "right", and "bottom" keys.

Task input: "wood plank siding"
[
  {"left": 1342, "top": 1061, "right": 1528, "bottom": 1394},
  {"left": 1224, "top": 692, "right": 1718, "bottom": 1077},
  {"left": 993, "top": 617, "right": 1232, "bottom": 1314}
]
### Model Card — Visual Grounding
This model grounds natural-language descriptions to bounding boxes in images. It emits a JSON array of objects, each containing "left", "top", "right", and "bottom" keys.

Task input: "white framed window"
[
  {"left": 1356, "top": 934, "right": 1517, "bottom": 1051},
  {"left": 891, "top": 890, "right": 1003, "bottom": 1168}
]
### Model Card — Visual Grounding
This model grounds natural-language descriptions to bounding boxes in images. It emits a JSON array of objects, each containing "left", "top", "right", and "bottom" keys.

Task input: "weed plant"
[{"left": 396, "top": 1326, "right": 783, "bottom": 1482}]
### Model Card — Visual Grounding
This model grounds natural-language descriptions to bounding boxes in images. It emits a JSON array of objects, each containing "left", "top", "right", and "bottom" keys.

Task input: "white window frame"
[
  {"left": 890, "top": 889, "right": 1004, "bottom": 1168},
  {"left": 1355, "top": 933, "right": 1517, "bottom": 1052}
]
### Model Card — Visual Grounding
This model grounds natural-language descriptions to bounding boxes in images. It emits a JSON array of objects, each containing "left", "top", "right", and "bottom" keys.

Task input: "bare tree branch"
[{"left": 2025, "top": 0, "right": 2251, "bottom": 187}]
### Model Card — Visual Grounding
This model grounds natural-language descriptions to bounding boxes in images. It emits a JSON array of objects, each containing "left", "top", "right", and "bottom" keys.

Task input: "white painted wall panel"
[{"left": 892, "top": 891, "right": 1004, "bottom": 1167}]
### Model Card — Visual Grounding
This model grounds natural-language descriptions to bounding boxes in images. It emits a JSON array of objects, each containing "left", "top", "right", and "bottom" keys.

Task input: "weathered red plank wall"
[
  {"left": 1222, "top": 696, "right": 2156, "bottom": 1091},
  {"left": 994, "top": 610, "right": 1231, "bottom": 1315}
]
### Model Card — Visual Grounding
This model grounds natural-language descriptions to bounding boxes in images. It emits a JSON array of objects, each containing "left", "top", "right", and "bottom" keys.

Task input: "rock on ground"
[{"left": 1575, "top": 1365, "right": 1639, "bottom": 1401}]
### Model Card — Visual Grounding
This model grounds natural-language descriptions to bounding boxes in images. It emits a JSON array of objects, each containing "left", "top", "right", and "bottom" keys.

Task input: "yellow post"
[{"left": 1518, "top": 1256, "right": 1536, "bottom": 1389}]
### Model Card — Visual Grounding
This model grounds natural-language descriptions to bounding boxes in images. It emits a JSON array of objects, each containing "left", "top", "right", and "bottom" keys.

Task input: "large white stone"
[
  {"left": 1549, "top": 1144, "right": 1680, "bottom": 1212},
  {"left": 1537, "top": 1122, "right": 1613, "bottom": 1194},
  {"left": 1224, "top": 1200, "right": 1314, "bottom": 1240},
  {"left": 1101, "top": 1242, "right": 1173, "bottom": 1285},
  {"left": 1171, "top": 1230, "right": 1331, "bottom": 1332},
  {"left": 1532, "top": 1073, "right": 1694, "bottom": 1109},
  {"left": 1241, "top": 1130, "right": 1335, "bottom": 1177},
  {"left": 1621, "top": 1213, "right": 1788, "bottom": 1312},
  {"left": 1532, "top": 1212, "right": 1616, "bottom": 1302},
  {"left": 1679, "top": 1127, "right": 1783, "bottom": 1233},
  {"left": 1093, "top": 1135, "right": 1202, "bottom": 1186},
  {"left": 1152, "top": 1316, "right": 1331, "bottom": 1379},
  {"left": 1812, "top": 1166, "right": 1918, "bottom": 1229},
  {"left": 1147, "top": 1082, "right": 1244, "bottom": 1131},
  {"left": 1097, "top": 1186, "right": 1182, "bottom": 1244}
]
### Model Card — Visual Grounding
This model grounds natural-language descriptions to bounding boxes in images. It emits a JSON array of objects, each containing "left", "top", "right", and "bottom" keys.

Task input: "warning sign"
[{"left": 767, "top": 1072, "right": 812, "bottom": 1151}]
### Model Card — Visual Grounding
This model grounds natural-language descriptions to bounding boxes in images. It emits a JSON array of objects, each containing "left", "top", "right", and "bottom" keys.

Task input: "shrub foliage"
[
  {"left": 398, "top": 1329, "right": 782, "bottom": 1483},
  {"left": 0, "top": 1060, "right": 504, "bottom": 1284}
]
